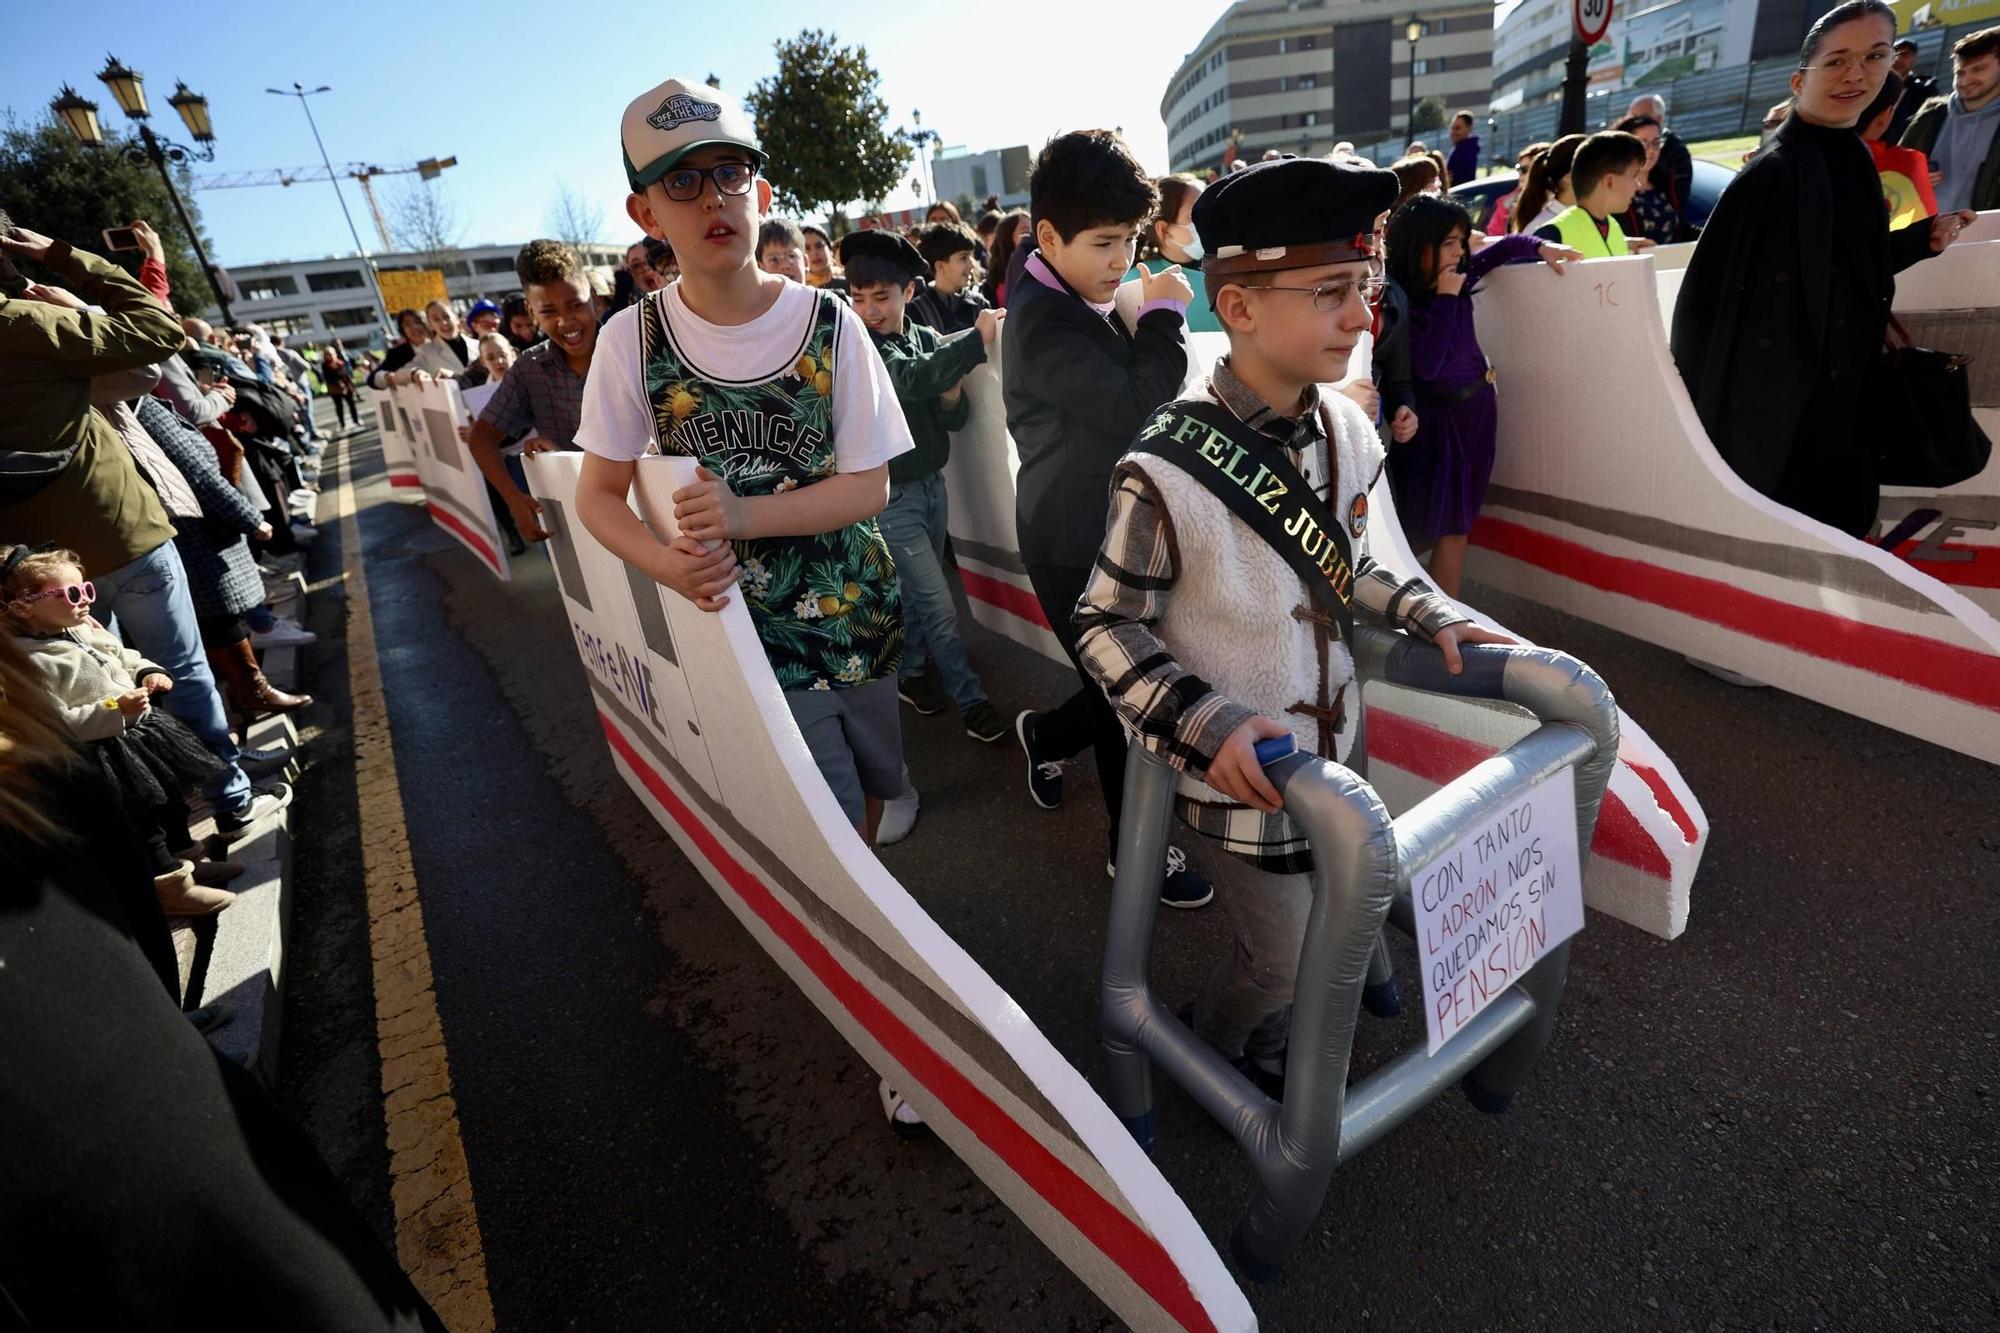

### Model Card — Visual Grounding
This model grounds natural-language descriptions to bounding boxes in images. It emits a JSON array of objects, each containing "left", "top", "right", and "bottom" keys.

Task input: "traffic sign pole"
[{"left": 1559, "top": 0, "right": 1614, "bottom": 137}]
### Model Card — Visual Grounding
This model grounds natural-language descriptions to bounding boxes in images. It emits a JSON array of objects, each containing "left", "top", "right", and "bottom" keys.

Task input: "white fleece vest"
[{"left": 1126, "top": 392, "right": 1385, "bottom": 805}]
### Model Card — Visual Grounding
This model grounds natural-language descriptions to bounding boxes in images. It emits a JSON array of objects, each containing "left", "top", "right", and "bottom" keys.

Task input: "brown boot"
[
  {"left": 207, "top": 637, "right": 312, "bottom": 720},
  {"left": 155, "top": 861, "right": 234, "bottom": 917}
]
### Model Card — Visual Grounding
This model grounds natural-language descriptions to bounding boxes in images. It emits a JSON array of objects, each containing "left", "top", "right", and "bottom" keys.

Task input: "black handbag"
[{"left": 1876, "top": 313, "right": 1991, "bottom": 488}]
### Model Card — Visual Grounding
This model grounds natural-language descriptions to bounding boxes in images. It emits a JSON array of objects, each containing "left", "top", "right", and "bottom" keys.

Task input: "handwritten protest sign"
[{"left": 1414, "top": 766, "right": 1584, "bottom": 1054}]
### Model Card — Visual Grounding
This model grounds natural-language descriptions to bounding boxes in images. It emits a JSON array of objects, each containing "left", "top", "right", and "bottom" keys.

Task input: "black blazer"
[
  {"left": 1670, "top": 115, "right": 1931, "bottom": 496},
  {"left": 1001, "top": 255, "right": 1189, "bottom": 570}
]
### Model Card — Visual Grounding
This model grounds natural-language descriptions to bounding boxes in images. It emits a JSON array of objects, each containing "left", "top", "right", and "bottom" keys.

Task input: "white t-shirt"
[{"left": 576, "top": 279, "right": 913, "bottom": 473}]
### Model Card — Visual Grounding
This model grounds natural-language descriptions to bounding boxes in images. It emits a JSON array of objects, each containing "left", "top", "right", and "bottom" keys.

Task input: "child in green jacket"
[{"left": 838, "top": 230, "right": 1007, "bottom": 744}]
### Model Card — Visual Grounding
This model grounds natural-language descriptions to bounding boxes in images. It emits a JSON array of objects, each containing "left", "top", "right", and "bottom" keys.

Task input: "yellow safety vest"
[{"left": 1549, "top": 205, "right": 1628, "bottom": 259}]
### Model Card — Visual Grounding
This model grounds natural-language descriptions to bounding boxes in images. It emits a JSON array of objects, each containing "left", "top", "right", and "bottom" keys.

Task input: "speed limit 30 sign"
[{"left": 1574, "top": 0, "right": 1613, "bottom": 45}]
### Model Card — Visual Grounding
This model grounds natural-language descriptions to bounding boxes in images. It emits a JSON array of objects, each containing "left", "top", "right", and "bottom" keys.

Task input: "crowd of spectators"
[{"left": 0, "top": 207, "right": 447, "bottom": 1324}]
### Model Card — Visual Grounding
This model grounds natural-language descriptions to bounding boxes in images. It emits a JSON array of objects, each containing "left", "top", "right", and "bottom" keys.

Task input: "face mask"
[{"left": 1172, "top": 223, "right": 1204, "bottom": 264}]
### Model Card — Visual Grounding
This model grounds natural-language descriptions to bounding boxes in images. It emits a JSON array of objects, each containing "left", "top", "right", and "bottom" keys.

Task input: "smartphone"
[
  {"left": 102, "top": 226, "right": 142, "bottom": 252},
  {"left": 1253, "top": 735, "right": 1297, "bottom": 767}
]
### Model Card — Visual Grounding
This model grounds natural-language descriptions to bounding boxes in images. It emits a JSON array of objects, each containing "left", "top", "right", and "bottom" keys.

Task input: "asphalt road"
[{"left": 279, "top": 425, "right": 1998, "bottom": 1331}]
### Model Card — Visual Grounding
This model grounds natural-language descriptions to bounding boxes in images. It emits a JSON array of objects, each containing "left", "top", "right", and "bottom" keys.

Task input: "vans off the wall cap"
[{"left": 621, "top": 77, "right": 765, "bottom": 193}]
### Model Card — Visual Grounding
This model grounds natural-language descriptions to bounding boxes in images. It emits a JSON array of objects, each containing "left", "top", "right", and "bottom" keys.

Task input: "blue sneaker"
[{"left": 1106, "top": 846, "right": 1213, "bottom": 909}]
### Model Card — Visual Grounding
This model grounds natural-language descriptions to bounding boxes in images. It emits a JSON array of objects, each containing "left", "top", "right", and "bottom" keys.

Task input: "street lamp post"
[
  {"left": 266, "top": 83, "right": 393, "bottom": 343},
  {"left": 1405, "top": 18, "right": 1424, "bottom": 142},
  {"left": 51, "top": 57, "right": 233, "bottom": 321},
  {"left": 910, "top": 109, "right": 941, "bottom": 208}
]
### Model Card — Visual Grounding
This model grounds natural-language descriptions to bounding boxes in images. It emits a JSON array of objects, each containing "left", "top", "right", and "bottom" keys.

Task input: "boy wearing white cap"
[{"left": 573, "top": 77, "right": 922, "bottom": 848}]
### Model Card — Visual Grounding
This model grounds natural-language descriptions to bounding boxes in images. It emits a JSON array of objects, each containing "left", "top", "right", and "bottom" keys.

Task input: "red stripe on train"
[
  {"left": 596, "top": 713, "right": 1218, "bottom": 1333},
  {"left": 424, "top": 502, "right": 504, "bottom": 579},
  {"left": 1471, "top": 516, "right": 2000, "bottom": 712},
  {"left": 1366, "top": 709, "right": 1673, "bottom": 879},
  {"left": 959, "top": 567, "right": 1052, "bottom": 629},
  {"left": 1624, "top": 760, "right": 1699, "bottom": 845}
]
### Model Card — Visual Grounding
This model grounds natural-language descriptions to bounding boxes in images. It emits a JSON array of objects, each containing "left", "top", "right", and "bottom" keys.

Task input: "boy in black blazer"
[{"left": 1000, "top": 129, "right": 1210, "bottom": 907}]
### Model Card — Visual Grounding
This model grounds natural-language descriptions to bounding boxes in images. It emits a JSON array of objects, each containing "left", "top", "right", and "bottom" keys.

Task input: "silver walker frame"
[{"left": 1099, "top": 625, "right": 1620, "bottom": 1280}]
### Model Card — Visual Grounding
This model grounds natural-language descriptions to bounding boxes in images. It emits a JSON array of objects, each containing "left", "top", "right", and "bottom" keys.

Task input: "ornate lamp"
[
  {"left": 50, "top": 85, "right": 105, "bottom": 147},
  {"left": 97, "top": 55, "right": 148, "bottom": 119},
  {"left": 168, "top": 82, "right": 212, "bottom": 143}
]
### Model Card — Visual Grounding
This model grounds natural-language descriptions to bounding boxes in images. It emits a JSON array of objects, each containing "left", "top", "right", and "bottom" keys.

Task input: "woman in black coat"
[{"left": 1670, "top": 0, "right": 1975, "bottom": 537}]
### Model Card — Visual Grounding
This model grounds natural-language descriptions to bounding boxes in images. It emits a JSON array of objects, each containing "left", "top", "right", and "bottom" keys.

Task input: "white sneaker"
[
  {"left": 249, "top": 616, "right": 316, "bottom": 649},
  {"left": 878, "top": 1077, "right": 931, "bottom": 1140},
  {"left": 876, "top": 784, "right": 921, "bottom": 846},
  {"left": 216, "top": 780, "right": 293, "bottom": 835}
]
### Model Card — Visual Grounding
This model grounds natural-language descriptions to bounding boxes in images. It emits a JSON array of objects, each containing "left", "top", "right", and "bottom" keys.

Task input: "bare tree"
[
  {"left": 384, "top": 179, "right": 463, "bottom": 270},
  {"left": 546, "top": 181, "right": 604, "bottom": 251}
]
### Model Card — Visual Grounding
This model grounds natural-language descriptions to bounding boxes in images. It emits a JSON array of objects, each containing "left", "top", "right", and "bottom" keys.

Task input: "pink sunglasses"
[{"left": 13, "top": 581, "right": 95, "bottom": 607}]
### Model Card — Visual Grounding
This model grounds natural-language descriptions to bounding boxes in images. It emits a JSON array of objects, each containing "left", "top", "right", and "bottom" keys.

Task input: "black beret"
[
  {"left": 1194, "top": 157, "right": 1399, "bottom": 279},
  {"left": 836, "top": 229, "right": 927, "bottom": 281}
]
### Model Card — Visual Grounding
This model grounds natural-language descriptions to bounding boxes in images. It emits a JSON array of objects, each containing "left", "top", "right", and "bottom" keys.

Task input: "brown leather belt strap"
[
  {"left": 1203, "top": 236, "right": 1375, "bottom": 279},
  {"left": 1287, "top": 685, "right": 1347, "bottom": 735}
]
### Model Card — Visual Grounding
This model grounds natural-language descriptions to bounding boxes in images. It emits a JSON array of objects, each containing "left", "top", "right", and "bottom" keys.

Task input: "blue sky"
[{"left": 4, "top": 0, "right": 1239, "bottom": 267}]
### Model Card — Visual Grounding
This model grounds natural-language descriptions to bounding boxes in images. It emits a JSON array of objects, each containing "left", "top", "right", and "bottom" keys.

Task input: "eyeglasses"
[
  {"left": 1801, "top": 49, "right": 1894, "bottom": 75},
  {"left": 1241, "top": 270, "right": 1386, "bottom": 312},
  {"left": 658, "top": 162, "right": 758, "bottom": 203},
  {"left": 13, "top": 581, "right": 94, "bottom": 607}
]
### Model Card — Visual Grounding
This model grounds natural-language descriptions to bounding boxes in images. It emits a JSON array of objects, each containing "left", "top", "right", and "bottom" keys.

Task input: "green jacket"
[
  {"left": 870, "top": 316, "right": 987, "bottom": 484},
  {"left": 0, "top": 242, "right": 183, "bottom": 574},
  {"left": 1899, "top": 96, "right": 2000, "bottom": 213}
]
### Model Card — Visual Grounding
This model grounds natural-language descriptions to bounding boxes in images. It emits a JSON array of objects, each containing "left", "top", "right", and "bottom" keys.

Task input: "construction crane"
[{"left": 192, "top": 156, "right": 457, "bottom": 249}]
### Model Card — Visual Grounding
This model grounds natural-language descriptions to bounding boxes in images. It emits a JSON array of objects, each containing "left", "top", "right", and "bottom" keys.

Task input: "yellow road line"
[{"left": 335, "top": 432, "right": 496, "bottom": 1331}]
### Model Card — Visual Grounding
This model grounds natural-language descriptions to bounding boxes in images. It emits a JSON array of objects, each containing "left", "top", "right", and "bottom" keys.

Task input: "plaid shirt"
[
  {"left": 477, "top": 338, "right": 586, "bottom": 449},
  {"left": 1075, "top": 358, "right": 1468, "bottom": 872}
]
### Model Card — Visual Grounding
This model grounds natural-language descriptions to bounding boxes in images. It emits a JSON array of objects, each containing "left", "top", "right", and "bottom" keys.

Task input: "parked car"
[{"left": 1448, "top": 157, "right": 1738, "bottom": 235}]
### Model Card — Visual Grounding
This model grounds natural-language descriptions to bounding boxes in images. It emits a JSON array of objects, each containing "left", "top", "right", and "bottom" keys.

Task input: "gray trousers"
[{"left": 1189, "top": 837, "right": 1313, "bottom": 1064}]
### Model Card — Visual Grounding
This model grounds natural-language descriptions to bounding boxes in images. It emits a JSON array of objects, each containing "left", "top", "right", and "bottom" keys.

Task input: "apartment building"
[{"left": 1161, "top": 0, "right": 1495, "bottom": 172}]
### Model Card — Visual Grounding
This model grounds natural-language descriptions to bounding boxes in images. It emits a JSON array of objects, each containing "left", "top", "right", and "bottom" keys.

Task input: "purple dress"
[{"left": 1387, "top": 233, "right": 1542, "bottom": 546}]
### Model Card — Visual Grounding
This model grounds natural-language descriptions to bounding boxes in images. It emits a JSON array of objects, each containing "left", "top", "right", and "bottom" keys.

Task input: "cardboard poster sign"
[
  {"left": 1468, "top": 251, "right": 2000, "bottom": 766},
  {"left": 522, "top": 452, "right": 1253, "bottom": 1333},
  {"left": 376, "top": 267, "right": 448, "bottom": 312},
  {"left": 1415, "top": 766, "right": 1584, "bottom": 1054},
  {"left": 391, "top": 379, "right": 511, "bottom": 582},
  {"left": 372, "top": 387, "right": 423, "bottom": 492},
  {"left": 944, "top": 306, "right": 1709, "bottom": 939}
]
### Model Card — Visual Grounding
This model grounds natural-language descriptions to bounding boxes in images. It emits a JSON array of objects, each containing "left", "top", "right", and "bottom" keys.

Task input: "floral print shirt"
[{"left": 641, "top": 287, "right": 902, "bottom": 691}]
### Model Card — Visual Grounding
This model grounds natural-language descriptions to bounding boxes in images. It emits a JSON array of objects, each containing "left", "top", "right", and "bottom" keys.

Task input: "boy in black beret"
[
  {"left": 838, "top": 230, "right": 1009, "bottom": 744},
  {"left": 907, "top": 222, "right": 992, "bottom": 335},
  {"left": 1074, "top": 157, "right": 1513, "bottom": 1097},
  {"left": 1003, "top": 128, "right": 1211, "bottom": 909}
]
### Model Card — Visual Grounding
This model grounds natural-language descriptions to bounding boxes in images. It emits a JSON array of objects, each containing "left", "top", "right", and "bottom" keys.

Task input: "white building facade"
[
  {"left": 204, "top": 241, "right": 625, "bottom": 349},
  {"left": 931, "top": 145, "right": 1033, "bottom": 212},
  {"left": 1161, "top": 0, "right": 1496, "bottom": 173}
]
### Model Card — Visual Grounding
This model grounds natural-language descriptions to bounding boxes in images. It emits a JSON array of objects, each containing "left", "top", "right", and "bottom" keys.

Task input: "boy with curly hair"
[{"left": 467, "top": 238, "right": 600, "bottom": 540}]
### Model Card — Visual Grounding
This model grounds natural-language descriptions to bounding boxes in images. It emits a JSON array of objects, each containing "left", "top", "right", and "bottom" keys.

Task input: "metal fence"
[{"left": 1341, "top": 20, "right": 1980, "bottom": 171}]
